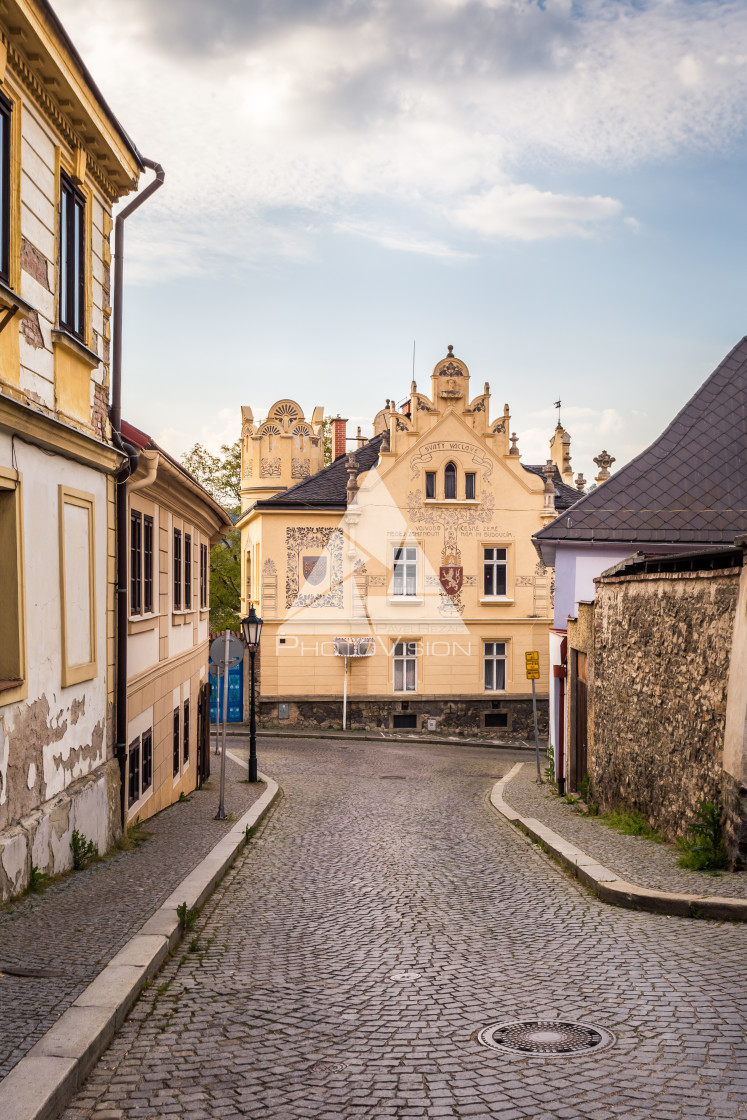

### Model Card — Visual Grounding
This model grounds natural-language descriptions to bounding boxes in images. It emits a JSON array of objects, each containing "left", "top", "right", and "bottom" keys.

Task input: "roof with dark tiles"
[
  {"left": 534, "top": 336, "right": 747, "bottom": 547},
  {"left": 522, "top": 464, "right": 581, "bottom": 512},
  {"left": 255, "top": 434, "right": 386, "bottom": 508}
]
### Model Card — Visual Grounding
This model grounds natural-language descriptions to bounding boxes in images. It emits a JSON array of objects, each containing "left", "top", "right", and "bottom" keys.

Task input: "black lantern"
[
  {"left": 241, "top": 606, "right": 263, "bottom": 782},
  {"left": 241, "top": 605, "right": 263, "bottom": 649}
]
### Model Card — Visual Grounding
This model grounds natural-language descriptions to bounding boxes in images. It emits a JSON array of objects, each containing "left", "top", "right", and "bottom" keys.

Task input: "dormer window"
[{"left": 444, "top": 462, "right": 457, "bottom": 500}]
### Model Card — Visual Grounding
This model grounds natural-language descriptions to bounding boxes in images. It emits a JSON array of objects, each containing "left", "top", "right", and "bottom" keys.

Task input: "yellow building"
[
  {"left": 0, "top": 1, "right": 144, "bottom": 897},
  {"left": 237, "top": 348, "right": 580, "bottom": 738}
]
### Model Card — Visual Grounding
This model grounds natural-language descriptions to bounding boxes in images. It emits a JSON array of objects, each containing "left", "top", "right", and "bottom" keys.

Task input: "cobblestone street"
[{"left": 62, "top": 737, "right": 747, "bottom": 1120}]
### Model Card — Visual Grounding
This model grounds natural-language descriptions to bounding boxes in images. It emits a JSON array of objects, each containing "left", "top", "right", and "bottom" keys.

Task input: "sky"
[{"left": 55, "top": 0, "right": 747, "bottom": 479}]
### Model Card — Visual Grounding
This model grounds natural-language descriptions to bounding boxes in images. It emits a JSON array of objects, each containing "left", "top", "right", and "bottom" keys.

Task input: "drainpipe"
[{"left": 110, "top": 157, "right": 165, "bottom": 827}]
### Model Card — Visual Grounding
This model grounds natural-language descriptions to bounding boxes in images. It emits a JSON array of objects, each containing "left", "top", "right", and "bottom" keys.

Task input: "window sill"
[
  {"left": 128, "top": 613, "right": 159, "bottom": 634},
  {"left": 172, "top": 610, "right": 196, "bottom": 625},
  {"left": 52, "top": 328, "right": 100, "bottom": 370},
  {"left": 424, "top": 499, "right": 479, "bottom": 506},
  {"left": 480, "top": 597, "right": 515, "bottom": 605},
  {"left": 0, "top": 279, "right": 35, "bottom": 320},
  {"left": 389, "top": 597, "right": 423, "bottom": 605}
]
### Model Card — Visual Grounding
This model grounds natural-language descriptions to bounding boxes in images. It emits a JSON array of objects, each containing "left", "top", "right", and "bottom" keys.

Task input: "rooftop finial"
[
  {"left": 509, "top": 432, "right": 520, "bottom": 456},
  {"left": 447, "top": 344, "right": 454, "bottom": 357},
  {"left": 554, "top": 398, "right": 562, "bottom": 428}
]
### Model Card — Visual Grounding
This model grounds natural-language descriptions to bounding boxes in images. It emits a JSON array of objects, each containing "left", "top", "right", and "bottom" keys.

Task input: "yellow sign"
[{"left": 525, "top": 650, "right": 540, "bottom": 680}]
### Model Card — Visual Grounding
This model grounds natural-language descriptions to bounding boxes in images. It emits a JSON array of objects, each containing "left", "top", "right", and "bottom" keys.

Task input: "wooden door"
[{"left": 575, "top": 652, "right": 588, "bottom": 784}]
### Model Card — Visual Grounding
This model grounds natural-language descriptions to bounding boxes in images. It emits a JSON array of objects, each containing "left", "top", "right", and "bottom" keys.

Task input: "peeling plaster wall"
[{"left": 0, "top": 435, "right": 118, "bottom": 896}]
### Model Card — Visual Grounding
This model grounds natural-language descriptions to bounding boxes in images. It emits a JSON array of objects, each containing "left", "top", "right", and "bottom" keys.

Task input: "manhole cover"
[
  {"left": 389, "top": 969, "right": 421, "bottom": 982},
  {"left": 310, "top": 1060, "right": 346, "bottom": 1074},
  {"left": 478, "top": 1020, "right": 614, "bottom": 1056}
]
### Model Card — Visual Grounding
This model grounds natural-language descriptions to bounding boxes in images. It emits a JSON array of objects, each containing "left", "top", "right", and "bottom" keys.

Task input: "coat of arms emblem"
[
  {"left": 302, "top": 555, "right": 327, "bottom": 586},
  {"left": 439, "top": 553, "right": 463, "bottom": 595}
]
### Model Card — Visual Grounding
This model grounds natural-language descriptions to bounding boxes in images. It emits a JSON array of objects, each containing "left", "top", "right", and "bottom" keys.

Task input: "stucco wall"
[{"left": 590, "top": 567, "right": 739, "bottom": 844}]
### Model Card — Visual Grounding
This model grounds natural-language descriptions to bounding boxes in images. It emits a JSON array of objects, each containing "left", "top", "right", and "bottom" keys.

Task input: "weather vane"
[{"left": 554, "top": 399, "right": 562, "bottom": 427}]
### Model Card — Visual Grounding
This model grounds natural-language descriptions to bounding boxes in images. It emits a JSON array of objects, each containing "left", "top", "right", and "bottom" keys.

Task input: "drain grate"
[
  {"left": 478, "top": 1020, "right": 614, "bottom": 1056},
  {"left": 380, "top": 775, "right": 407, "bottom": 780},
  {"left": 310, "top": 1060, "right": 346, "bottom": 1074}
]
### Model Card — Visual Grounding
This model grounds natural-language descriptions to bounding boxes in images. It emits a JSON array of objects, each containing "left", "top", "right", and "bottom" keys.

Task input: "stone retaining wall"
[{"left": 590, "top": 567, "right": 739, "bottom": 848}]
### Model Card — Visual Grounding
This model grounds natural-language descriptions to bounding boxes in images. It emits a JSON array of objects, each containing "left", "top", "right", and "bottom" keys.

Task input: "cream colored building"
[
  {"left": 122, "top": 422, "right": 232, "bottom": 824},
  {"left": 0, "top": 1, "right": 144, "bottom": 898},
  {"left": 237, "top": 348, "right": 580, "bottom": 738}
]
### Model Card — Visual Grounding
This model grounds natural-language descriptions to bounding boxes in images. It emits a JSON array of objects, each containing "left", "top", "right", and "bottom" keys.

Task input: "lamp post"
[{"left": 241, "top": 605, "right": 263, "bottom": 783}]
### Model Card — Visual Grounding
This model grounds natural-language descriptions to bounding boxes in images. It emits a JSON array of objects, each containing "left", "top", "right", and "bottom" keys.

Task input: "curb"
[
  {"left": 218, "top": 725, "right": 540, "bottom": 752},
  {"left": 0, "top": 759, "right": 280, "bottom": 1120},
  {"left": 490, "top": 764, "right": 747, "bottom": 923}
]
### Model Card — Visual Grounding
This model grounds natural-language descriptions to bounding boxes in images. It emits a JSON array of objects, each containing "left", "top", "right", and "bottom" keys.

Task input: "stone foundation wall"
[
  {"left": 0, "top": 757, "right": 121, "bottom": 900},
  {"left": 590, "top": 568, "right": 739, "bottom": 847},
  {"left": 259, "top": 696, "right": 548, "bottom": 742}
]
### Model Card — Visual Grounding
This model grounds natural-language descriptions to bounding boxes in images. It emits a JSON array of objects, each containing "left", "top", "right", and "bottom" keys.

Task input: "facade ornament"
[
  {"left": 542, "top": 459, "right": 556, "bottom": 510},
  {"left": 575, "top": 473, "right": 586, "bottom": 493},
  {"left": 593, "top": 450, "right": 616, "bottom": 483},
  {"left": 509, "top": 432, "right": 520, "bottom": 456}
]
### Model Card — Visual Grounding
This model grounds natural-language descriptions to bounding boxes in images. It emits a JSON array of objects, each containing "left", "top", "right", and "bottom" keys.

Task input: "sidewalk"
[
  {"left": 0, "top": 754, "right": 264, "bottom": 1082},
  {"left": 216, "top": 722, "right": 540, "bottom": 751},
  {"left": 498, "top": 762, "right": 747, "bottom": 916}
]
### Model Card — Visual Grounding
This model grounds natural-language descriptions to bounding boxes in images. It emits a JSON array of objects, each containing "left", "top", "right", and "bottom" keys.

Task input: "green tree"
[
  {"left": 321, "top": 416, "right": 333, "bottom": 464},
  {"left": 181, "top": 440, "right": 242, "bottom": 632}
]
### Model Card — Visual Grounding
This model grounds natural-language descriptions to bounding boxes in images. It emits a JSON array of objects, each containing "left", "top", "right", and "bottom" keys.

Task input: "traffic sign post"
[
  {"left": 210, "top": 631, "right": 243, "bottom": 820},
  {"left": 525, "top": 651, "right": 543, "bottom": 783}
]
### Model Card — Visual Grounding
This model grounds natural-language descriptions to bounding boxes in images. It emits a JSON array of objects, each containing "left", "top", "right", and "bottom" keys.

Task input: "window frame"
[
  {"left": 183, "top": 697, "right": 190, "bottom": 765},
  {"left": 199, "top": 541, "right": 208, "bottom": 610},
  {"left": 0, "top": 92, "right": 12, "bottom": 284},
  {"left": 483, "top": 546, "right": 508, "bottom": 598},
  {"left": 173, "top": 527, "right": 182, "bottom": 611},
  {"left": 143, "top": 515, "right": 154, "bottom": 615},
  {"left": 393, "top": 640, "right": 418, "bottom": 692},
  {"left": 130, "top": 510, "right": 142, "bottom": 616},
  {"left": 141, "top": 729, "right": 153, "bottom": 794},
  {"left": 392, "top": 545, "right": 418, "bottom": 598},
  {"left": 484, "top": 641, "right": 507, "bottom": 692},
  {"left": 0, "top": 467, "right": 27, "bottom": 704},
  {"left": 173, "top": 706, "right": 180, "bottom": 777},
  {"left": 425, "top": 471, "right": 436, "bottom": 500},
  {"left": 184, "top": 533, "right": 192, "bottom": 610},
  {"left": 59, "top": 170, "right": 86, "bottom": 339},
  {"left": 465, "top": 472, "right": 476, "bottom": 500},
  {"left": 444, "top": 461, "right": 457, "bottom": 500},
  {"left": 127, "top": 737, "right": 141, "bottom": 809}
]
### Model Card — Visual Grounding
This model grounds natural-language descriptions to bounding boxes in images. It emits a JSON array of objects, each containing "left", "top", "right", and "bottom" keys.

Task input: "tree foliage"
[{"left": 181, "top": 440, "right": 242, "bottom": 632}]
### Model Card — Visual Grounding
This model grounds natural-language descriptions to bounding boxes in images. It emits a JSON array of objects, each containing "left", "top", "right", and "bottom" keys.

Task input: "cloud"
[
  {"left": 454, "top": 183, "right": 622, "bottom": 240},
  {"left": 54, "top": 0, "right": 747, "bottom": 279}
]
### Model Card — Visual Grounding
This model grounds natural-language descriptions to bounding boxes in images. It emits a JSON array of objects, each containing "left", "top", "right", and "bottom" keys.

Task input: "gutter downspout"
[{"left": 110, "top": 157, "right": 165, "bottom": 827}]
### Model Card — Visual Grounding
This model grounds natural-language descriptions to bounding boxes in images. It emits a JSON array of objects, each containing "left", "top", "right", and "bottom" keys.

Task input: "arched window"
[{"left": 444, "top": 461, "right": 457, "bottom": 499}]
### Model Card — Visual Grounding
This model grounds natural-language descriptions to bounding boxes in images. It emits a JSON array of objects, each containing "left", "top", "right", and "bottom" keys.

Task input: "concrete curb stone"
[
  {"left": 221, "top": 724, "right": 540, "bottom": 751},
  {"left": 490, "top": 763, "right": 747, "bottom": 922},
  {"left": 0, "top": 759, "right": 279, "bottom": 1120}
]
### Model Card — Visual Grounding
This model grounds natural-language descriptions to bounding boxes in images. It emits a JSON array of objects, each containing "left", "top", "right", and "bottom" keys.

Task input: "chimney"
[{"left": 332, "top": 416, "right": 348, "bottom": 461}]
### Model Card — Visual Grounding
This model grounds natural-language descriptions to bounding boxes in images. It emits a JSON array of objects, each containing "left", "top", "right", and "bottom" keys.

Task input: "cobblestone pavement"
[
  {"left": 0, "top": 754, "right": 262, "bottom": 1078},
  {"left": 504, "top": 764, "right": 747, "bottom": 898},
  {"left": 62, "top": 738, "right": 747, "bottom": 1120}
]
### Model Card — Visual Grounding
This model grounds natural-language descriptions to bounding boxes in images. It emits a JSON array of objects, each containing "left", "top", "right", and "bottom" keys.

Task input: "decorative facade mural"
[
  {"left": 292, "top": 458, "right": 311, "bottom": 479},
  {"left": 285, "top": 527, "right": 344, "bottom": 609},
  {"left": 261, "top": 457, "right": 282, "bottom": 478}
]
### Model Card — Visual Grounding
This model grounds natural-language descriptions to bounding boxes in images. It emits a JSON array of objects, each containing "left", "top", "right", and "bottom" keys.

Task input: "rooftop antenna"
[{"left": 554, "top": 398, "right": 562, "bottom": 427}]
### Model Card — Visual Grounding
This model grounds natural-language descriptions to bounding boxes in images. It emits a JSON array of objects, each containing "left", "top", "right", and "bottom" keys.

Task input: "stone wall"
[
  {"left": 590, "top": 567, "right": 739, "bottom": 847},
  {"left": 259, "top": 696, "right": 547, "bottom": 742}
]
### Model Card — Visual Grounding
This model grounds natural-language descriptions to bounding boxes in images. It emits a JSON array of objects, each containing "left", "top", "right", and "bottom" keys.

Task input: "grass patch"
[
  {"left": 601, "top": 808, "right": 665, "bottom": 842},
  {"left": 71, "top": 829, "right": 99, "bottom": 870},
  {"left": 116, "top": 816, "right": 151, "bottom": 852},
  {"left": 677, "top": 802, "right": 728, "bottom": 871}
]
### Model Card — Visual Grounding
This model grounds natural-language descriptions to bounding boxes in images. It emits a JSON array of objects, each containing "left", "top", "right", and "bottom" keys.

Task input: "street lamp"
[{"left": 241, "top": 606, "right": 263, "bottom": 783}]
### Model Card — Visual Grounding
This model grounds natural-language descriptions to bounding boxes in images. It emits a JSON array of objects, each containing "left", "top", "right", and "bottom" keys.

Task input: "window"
[
  {"left": 425, "top": 472, "right": 436, "bottom": 499},
  {"left": 483, "top": 547, "right": 507, "bottom": 597},
  {"left": 59, "top": 486, "right": 96, "bottom": 686},
  {"left": 141, "top": 729, "right": 153, "bottom": 793},
  {"left": 59, "top": 172, "right": 85, "bottom": 338},
  {"left": 0, "top": 94, "right": 11, "bottom": 283},
  {"left": 200, "top": 542, "right": 208, "bottom": 609},
  {"left": 128, "top": 738, "right": 140, "bottom": 808},
  {"left": 484, "top": 642, "right": 507, "bottom": 691},
  {"left": 393, "top": 641, "right": 417, "bottom": 691},
  {"left": 173, "top": 707, "right": 180, "bottom": 777},
  {"left": 143, "top": 516, "right": 154, "bottom": 614},
  {"left": 444, "top": 461, "right": 457, "bottom": 499},
  {"left": 393, "top": 546, "right": 418, "bottom": 597},
  {"left": 183, "top": 698, "right": 190, "bottom": 764},
  {"left": 173, "top": 528, "right": 182, "bottom": 610},
  {"left": 184, "top": 533, "right": 192, "bottom": 610},
  {"left": 0, "top": 471, "right": 25, "bottom": 698},
  {"left": 130, "top": 511, "right": 142, "bottom": 615},
  {"left": 465, "top": 473, "right": 476, "bottom": 500}
]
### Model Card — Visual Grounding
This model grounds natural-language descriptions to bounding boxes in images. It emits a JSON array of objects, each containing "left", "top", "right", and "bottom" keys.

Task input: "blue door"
[{"left": 209, "top": 662, "right": 244, "bottom": 723}]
